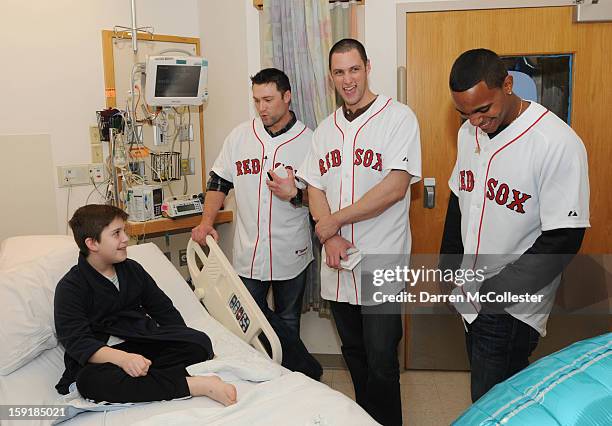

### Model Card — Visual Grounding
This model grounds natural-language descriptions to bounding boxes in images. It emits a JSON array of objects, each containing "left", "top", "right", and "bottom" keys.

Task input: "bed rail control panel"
[{"left": 229, "top": 294, "right": 251, "bottom": 333}]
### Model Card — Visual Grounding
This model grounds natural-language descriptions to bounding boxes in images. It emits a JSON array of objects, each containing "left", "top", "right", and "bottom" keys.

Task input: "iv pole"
[
  {"left": 108, "top": 0, "right": 154, "bottom": 207},
  {"left": 113, "top": 0, "right": 154, "bottom": 54}
]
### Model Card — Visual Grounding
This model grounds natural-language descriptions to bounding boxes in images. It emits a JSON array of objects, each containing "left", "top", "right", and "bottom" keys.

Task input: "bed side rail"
[{"left": 187, "top": 237, "right": 282, "bottom": 363}]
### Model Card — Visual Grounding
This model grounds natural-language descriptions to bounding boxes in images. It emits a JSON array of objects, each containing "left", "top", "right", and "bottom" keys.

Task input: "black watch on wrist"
[{"left": 289, "top": 188, "right": 303, "bottom": 208}]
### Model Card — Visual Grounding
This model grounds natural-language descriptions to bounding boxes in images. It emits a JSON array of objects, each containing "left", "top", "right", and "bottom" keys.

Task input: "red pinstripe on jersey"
[
  {"left": 473, "top": 110, "right": 549, "bottom": 267},
  {"left": 249, "top": 119, "right": 266, "bottom": 278},
  {"left": 348, "top": 98, "right": 392, "bottom": 304},
  {"left": 267, "top": 125, "right": 308, "bottom": 279},
  {"left": 334, "top": 109, "right": 344, "bottom": 301}
]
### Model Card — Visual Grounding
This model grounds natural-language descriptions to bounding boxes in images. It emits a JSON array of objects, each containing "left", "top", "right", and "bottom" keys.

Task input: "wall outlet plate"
[
  {"left": 91, "top": 144, "right": 103, "bottom": 163},
  {"left": 181, "top": 158, "right": 195, "bottom": 175},
  {"left": 89, "top": 125, "right": 101, "bottom": 145},
  {"left": 57, "top": 165, "right": 90, "bottom": 187},
  {"left": 89, "top": 163, "right": 105, "bottom": 183},
  {"left": 180, "top": 124, "right": 194, "bottom": 141},
  {"left": 57, "top": 163, "right": 105, "bottom": 187}
]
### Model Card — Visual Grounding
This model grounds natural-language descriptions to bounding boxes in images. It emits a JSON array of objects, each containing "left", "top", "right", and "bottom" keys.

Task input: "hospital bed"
[{"left": 0, "top": 235, "right": 377, "bottom": 426}]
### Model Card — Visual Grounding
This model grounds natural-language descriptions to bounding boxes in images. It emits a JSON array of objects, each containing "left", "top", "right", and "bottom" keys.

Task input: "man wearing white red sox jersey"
[
  {"left": 298, "top": 39, "right": 421, "bottom": 426},
  {"left": 191, "top": 68, "right": 321, "bottom": 379},
  {"left": 440, "top": 49, "right": 589, "bottom": 402}
]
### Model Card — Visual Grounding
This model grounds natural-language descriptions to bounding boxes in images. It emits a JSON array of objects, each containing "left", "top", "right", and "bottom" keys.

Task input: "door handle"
[{"left": 423, "top": 177, "right": 435, "bottom": 209}]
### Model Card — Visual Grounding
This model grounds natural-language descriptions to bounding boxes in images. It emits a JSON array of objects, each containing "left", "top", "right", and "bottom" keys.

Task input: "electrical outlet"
[
  {"left": 91, "top": 143, "right": 103, "bottom": 163},
  {"left": 180, "top": 124, "right": 194, "bottom": 141},
  {"left": 57, "top": 163, "right": 105, "bottom": 187},
  {"left": 153, "top": 125, "right": 166, "bottom": 145},
  {"left": 57, "top": 165, "right": 90, "bottom": 187},
  {"left": 89, "top": 126, "right": 101, "bottom": 144},
  {"left": 89, "top": 163, "right": 105, "bottom": 183},
  {"left": 179, "top": 249, "right": 187, "bottom": 266},
  {"left": 180, "top": 158, "right": 195, "bottom": 175}
]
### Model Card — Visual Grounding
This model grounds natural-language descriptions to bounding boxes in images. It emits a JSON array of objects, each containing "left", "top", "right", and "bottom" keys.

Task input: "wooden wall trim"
[
  {"left": 100, "top": 30, "right": 207, "bottom": 192},
  {"left": 253, "top": 0, "right": 364, "bottom": 10}
]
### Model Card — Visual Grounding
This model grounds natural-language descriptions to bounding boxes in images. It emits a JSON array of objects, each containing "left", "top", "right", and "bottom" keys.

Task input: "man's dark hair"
[
  {"left": 250, "top": 68, "right": 291, "bottom": 94},
  {"left": 449, "top": 48, "right": 508, "bottom": 92},
  {"left": 329, "top": 38, "right": 368, "bottom": 70},
  {"left": 69, "top": 204, "right": 128, "bottom": 255}
]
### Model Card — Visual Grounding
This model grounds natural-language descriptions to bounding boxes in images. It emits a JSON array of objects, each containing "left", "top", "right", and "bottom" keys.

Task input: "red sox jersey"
[
  {"left": 212, "top": 118, "right": 314, "bottom": 281},
  {"left": 449, "top": 101, "right": 590, "bottom": 334},
  {"left": 298, "top": 95, "right": 422, "bottom": 305}
]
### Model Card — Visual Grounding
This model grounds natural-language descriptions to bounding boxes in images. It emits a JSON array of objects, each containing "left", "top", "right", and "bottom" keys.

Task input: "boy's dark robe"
[{"left": 54, "top": 253, "right": 213, "bottom": 394}]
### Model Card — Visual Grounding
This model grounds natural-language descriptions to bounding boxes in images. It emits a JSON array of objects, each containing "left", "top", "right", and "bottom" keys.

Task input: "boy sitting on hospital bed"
[{"left": 54, "top": 204, "right": 236, "bottom": 405}]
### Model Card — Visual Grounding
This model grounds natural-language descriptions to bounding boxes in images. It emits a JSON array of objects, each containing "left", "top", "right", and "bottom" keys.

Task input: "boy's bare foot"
[{"left": 186, "top": 375, "right": 237, "bottom": 406}]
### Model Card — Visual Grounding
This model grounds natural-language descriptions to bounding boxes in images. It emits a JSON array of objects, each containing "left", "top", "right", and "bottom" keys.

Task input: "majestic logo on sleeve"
[
  {"left": 319, "top": 149, "right": 383, "bottom": 176},
  {"left": 486, "top": 178, "right": 532, "bottom": 214}
]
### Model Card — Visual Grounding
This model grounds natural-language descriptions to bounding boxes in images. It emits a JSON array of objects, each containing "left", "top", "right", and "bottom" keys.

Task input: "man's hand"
[
  {"left": 191, "top": 220, "right": 219, "bottom": 245},
  {"left": 266, "top": 168, "right": 297, "bottom": 201},
  {"left": 118, "top": 352, "right": 152, "bottom": 377},
  {"left": 324, "top": 235, "right": 353, "bottom": 269},
  {"left": 315, "top": 214, "right": 342, "bottom": 244}
]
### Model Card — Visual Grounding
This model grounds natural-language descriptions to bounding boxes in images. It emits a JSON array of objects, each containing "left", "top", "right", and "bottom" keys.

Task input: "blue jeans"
[
  {"left": 240, "top": 269, "right": 322, "bottom": 380},
  {"left": 240, "top": 269, "right": 307, "bottom": 338},
  {"left": 330, "top": 301, "right": 403, "bottom": 426},
  {"left": 466, "top": 313, "right": 540, "bottom": 402}
]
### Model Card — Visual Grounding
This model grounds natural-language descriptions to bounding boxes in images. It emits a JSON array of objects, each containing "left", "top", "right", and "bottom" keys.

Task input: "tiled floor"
[{"left": 323, "top": 369, "right": 472, "bottom": 426}]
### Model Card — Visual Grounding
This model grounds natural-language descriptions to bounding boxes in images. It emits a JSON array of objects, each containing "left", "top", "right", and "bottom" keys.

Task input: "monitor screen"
[
  {"left": 177, "top": 204, "right": 196, "bottom": 212},
  {"left": 145, "top": 56, "right": 208, "bottom": 106},
  {"left": 155, "top": 65, "right": 201, "bottom": 98}
]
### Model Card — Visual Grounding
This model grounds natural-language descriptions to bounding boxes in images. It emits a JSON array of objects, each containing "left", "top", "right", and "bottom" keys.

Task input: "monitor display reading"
[
  {"left": 155, "top": 65, "right": 201, "bottom": 98},
  {"left": 177, "top": 204, "right": 196, "bottom": 212}
]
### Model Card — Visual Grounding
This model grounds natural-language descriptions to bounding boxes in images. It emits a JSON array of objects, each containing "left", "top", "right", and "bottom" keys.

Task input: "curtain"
[
  {"left": 262, "top": 0, "right": 335, "bottom": 130},
  {"left": 330, "top": 0, "right": 358, "bottom": 43},
  {"left": 262, "top": 0, "right": 333, "bottom": 317},
  {"left": 261, "top": 0, "right": 357, "bottom": 316}
]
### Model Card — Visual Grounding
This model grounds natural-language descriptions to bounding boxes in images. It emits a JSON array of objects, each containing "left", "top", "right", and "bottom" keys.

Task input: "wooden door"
[{"left": 404, "top": 6, "right": 612, "bottom": 369}]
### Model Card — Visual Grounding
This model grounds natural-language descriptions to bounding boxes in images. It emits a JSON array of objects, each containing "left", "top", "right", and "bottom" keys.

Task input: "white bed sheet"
[{"left": 0, "top": 242, "right": 374, "bottom": 426}]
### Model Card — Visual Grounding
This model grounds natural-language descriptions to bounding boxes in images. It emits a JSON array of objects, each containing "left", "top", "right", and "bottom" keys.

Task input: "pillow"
[
  {"left": 0, "top": 247, "right": 78, "bottom": 375},
  {"left": 0, "top": 235, "right": 77, "bottom": 270}
]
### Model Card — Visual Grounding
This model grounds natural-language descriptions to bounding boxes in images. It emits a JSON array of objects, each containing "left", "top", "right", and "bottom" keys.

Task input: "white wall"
[
  {"left": 0, "top": 0, "right": 200, "bottom": 236},
  {"left": 197, "top": 0, "right": 261, "bottom": 256},
  {"left": 364, "top": 0, "right": 488, "bottom": 100}
]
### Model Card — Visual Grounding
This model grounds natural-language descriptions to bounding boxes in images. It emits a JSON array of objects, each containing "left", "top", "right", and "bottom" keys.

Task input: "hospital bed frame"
[{"left": 187, "top": 237, "right": 282, "bottom": 363}]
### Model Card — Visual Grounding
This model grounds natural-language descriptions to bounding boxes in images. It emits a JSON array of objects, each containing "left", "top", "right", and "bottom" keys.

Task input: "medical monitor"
[{"left": 145, "top": 56, "right": 208, "bottom": 107}]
